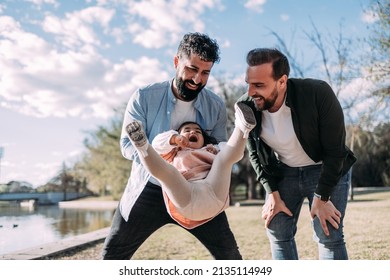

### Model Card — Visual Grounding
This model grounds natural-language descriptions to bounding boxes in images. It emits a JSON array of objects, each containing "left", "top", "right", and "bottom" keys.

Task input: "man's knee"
[{"left": 267, "top": 213, "right": 296, "bottom": 240}]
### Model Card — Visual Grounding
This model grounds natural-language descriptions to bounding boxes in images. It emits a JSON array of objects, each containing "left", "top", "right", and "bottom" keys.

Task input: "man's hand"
[
  {"left": 261, "top": 191, "right": 293, "bottom": 228},
  {"left": 310, "top": 198, "right": 341, "bottom": 236}
]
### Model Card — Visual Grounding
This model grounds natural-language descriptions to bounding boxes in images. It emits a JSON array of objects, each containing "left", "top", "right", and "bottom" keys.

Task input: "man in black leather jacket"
[{"left": 238, "top": 48, "right": 356, "bottom": 260}]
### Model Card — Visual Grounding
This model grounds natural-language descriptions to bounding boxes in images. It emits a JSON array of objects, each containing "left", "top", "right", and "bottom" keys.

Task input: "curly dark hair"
[
  {"left": 177, "top": 121, "right": 218, "bottom": 146},
  {"left": 177, "top": 32, "right": 220, "bottom": 63}
]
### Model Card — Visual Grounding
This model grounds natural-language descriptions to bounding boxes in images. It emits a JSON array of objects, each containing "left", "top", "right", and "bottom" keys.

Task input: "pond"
[{"left": 0, "top": 202, "right": 115, "bottom": 255}]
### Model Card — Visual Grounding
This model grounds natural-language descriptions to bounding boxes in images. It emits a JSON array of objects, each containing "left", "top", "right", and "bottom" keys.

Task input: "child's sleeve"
[{"left": 151, "top": 130, "right": 179, "bottom": 154}]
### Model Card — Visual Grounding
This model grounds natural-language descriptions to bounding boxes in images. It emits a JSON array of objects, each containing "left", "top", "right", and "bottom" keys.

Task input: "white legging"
[{"left": 134, "top": 127, "right": 246, "bottom": 221}]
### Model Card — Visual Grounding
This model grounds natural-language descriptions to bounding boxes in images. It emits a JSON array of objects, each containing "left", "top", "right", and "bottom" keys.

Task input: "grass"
[
  {"left": 132, "top": 190, "right": 390, "bottom": 260},
  {"left": 52, "top": 190, "right": 390, "bottom": 260}
]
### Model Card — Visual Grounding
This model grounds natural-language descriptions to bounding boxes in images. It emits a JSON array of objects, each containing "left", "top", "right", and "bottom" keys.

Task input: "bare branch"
[
  {"left": 267, "top": 28, "right": 306, "bottom": 78},
  {"left": 302, "top": 18, "right": 333, "bottom": 87}
]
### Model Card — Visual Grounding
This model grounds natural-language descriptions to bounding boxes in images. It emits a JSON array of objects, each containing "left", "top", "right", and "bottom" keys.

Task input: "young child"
[{"left": 126, "top": 102, "right": 256, "bottom": 229}]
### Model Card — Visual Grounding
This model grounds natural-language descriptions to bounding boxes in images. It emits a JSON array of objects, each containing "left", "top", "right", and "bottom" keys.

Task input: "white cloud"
[
  {"left": 361, "top": 10, "right": 378, "bottom": 24},
  {"left": 42, "top": 6, "right": 115, "bottom": 48},
  {"left": 25, "top": 0, "right": 59, "bottom": 7},
  {"left": 280, "top": 14, "right": 290, "bottom": 21},
  {"left": 0, "top": 15, "right": 170, "bottom": 120},
  {"left": 110, "top": 27, "right": 125, "bottom": 44},
  {"left": 0, "top": 159, "right": 59, "bottom": 186},
  {"left": 244, "top": 0, "right": 267, "bottom": 13},
  {"left": 32, "top": 161, "right": 62, "bottom": 183},
  {"left": 220, "top": 39, "right": 231, "bottom": 48},
  {"left": 338, "top": 73, "right": 388, "bottom": 124},
  {"left": 126, "top": 0, "right": 223, "bottom": 49}
]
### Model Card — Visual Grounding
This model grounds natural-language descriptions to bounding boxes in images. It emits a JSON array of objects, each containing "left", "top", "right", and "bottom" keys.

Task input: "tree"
[
  {"left": 38, "top": 162, "right": 91, "bottom": 198},
  {"left": 364, "top": 0, "right": 390, "bottom": 101},
  {"left": 73, "top": 109, "right": 130, "bottom": 199},
  {"left": 350, "top": 123, "right": 390, "bottom": 187}
]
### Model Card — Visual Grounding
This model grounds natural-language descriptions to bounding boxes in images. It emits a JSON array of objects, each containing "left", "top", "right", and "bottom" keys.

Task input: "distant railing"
[{"left": 0, "top": 192, "right": 91, "bottom": 205}]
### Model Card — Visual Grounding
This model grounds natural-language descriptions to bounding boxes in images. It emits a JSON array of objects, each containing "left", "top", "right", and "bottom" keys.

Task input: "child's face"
[{"left": 179, "top": 123, "right": 205, "bottom": 149}]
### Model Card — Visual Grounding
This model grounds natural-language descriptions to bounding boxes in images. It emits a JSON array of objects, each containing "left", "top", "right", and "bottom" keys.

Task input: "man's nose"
[
  {"left": 247, "top": 86, "right": 255, "bottom": 96},
  {"left": 193, "top": 73, "right": 202, "bottom": 84}
]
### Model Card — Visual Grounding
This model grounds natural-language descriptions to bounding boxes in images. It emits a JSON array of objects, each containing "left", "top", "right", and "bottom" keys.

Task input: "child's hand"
[
  {"left": 205, "top": 144, "right": 218, "bottom": 154},
  {"left": 172, "top": 135, "right": 189, "bottom": 148}
]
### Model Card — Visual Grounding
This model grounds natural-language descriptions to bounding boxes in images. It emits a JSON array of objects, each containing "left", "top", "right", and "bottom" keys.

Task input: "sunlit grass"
[
  {"left": 51, "top": 190, "right": 390, "bottom": 260},
  {"left": 131, "top": 190, "right": 390, "bottom": 260}
]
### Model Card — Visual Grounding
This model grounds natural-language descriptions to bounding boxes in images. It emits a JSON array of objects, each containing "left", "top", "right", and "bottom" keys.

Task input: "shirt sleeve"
[
  {"left": 314, "top": 81, "right": 348, "bottom": 197},
  {"left": 151, "top": 130, "right": 179, "bottom": 154},
  {"left": 213, "top": 104, "right": 228, "bottom": 142},
  {"left": 120, "top": 88, "right": 147, "bottom": 161}
]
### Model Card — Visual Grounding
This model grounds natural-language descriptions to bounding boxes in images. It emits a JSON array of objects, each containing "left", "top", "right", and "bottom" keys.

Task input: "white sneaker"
[
  {"left": 234, "top": 102, "right": 256, "bottom": 138},
  {"left": 126, "top": 121, "right": 148, "bottom": 156}
]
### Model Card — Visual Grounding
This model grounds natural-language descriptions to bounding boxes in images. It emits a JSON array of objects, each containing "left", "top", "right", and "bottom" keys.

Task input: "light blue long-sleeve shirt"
[{"left": 119, "top": 79, "right": 228, "bottom": 220}]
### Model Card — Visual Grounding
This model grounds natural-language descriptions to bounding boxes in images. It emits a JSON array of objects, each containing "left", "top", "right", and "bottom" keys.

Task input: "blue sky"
[{"left": 0, "top": 0, "right": 376, "bottom": 187}]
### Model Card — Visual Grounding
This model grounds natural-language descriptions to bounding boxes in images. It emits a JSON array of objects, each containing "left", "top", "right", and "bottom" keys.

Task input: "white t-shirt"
[
  {"left": 170, "top": 99, "right": 196, "bottom": 130},
  {"left": 260, "top": 100, "right": 320, "bottom": 167}
]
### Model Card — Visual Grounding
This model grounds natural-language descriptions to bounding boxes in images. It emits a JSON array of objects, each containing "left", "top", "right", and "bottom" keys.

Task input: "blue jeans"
[
  {"left": 266, "top": 164, "right": 349, "bottom": 260},
  {"left": 102, "top": 181, "right": 242, "bottom": 260}
]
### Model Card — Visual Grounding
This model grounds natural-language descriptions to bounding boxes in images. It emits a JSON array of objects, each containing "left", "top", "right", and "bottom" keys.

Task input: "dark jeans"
[
  {"left": 102, "top": 181, "right": 242, "bottom": 260},
  {"left": 266, "top": 164, "right": 349, "bottom": 259}
]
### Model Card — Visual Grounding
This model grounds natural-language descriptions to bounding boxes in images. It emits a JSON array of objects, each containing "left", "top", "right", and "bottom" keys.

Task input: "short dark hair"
[
  {"left": 177, "top": 32, "right": 220, "bottom": 63},
  {"left": 246, "top": 48, "right": 290, "bottom": 79},
  {"left": 177, "top": 121, "right": 218, "bottom": 146}
]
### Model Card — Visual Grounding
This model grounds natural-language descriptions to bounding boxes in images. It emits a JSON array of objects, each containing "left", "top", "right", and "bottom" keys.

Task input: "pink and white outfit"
[
  {"left": 127, "top": 103, "right": 256, "bottom": 229},
  {"left": 152, "top": 130, "right": 229, "bottom": 228}
]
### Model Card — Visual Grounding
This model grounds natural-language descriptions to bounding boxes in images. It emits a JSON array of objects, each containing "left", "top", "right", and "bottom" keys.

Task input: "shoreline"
[
  {"left": 0, "top": 227, "right": 110, "bottom": 260},
  {"left": 58, "top": 200, "right": 118, "bottom": 209}
]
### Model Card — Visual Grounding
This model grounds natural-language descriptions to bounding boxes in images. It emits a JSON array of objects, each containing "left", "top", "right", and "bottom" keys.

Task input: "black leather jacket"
[{"left": 238, "top": 78, "right": 356, "bottom": 197}]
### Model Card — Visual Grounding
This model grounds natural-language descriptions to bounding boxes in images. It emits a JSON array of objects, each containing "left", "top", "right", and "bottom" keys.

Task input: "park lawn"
[
  {"left": 130, "top": 190, "right": 390, "bottom": 260},
  {"left": 50, "top": 190, "right": 390, "bottom": 260}
]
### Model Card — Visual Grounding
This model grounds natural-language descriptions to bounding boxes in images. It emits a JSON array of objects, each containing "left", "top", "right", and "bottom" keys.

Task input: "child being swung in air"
[{"left": 126, "top": 102, "right": 256, "bottom": 229}]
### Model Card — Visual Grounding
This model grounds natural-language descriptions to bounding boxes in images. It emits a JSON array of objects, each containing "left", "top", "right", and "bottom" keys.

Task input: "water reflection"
[{"left": 0, "top": 204, "right": 114, "bottom": 255}]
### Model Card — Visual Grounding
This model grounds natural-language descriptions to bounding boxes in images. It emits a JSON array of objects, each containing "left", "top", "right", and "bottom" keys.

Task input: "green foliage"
[
  {"left": 350, "top": 122, "right": 390, "bottom": 187},
  {"left": 73, "top": 111, "right": 130, "bottom": 200},
  {"left": 37, "top": 162, "right": 90, "bottom": 194}
]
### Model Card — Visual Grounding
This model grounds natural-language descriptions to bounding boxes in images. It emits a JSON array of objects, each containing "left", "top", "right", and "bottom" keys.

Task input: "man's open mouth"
[{"left": 186, "top": 81, "right": 199, "bottom": 90}]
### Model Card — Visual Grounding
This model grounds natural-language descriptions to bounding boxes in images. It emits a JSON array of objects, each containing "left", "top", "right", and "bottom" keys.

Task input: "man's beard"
[
  {"left": 254, "top": 96, "right": 276, "bottom": 111},
  {"left": 175, "top": 77, "right": 205, "bottom": 101},
  {"left": 253, "top": 85, "right": 278, "bottom": 111}
]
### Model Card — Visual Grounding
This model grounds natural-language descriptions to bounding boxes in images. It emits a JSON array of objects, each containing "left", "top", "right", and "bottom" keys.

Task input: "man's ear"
[
  {"left": 279, "top": 74, "right": 288, "bottom": 89},
  {"left": 173, "top": 55, "right": 179, "bottom": 69}
]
